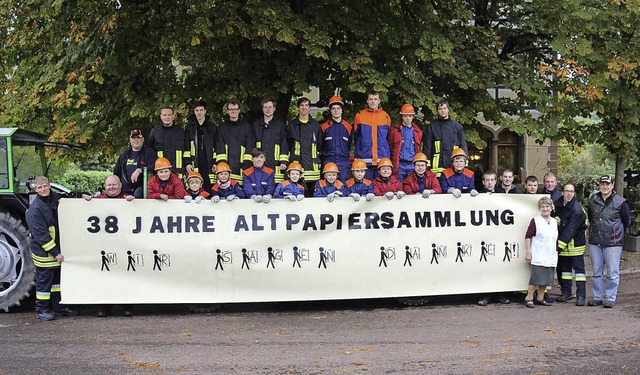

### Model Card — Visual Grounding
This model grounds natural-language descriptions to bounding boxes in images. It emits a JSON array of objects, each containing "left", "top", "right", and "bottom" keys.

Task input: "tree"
[
  {"left": 505, "top": 0, "right": 640, "bottom": 194},
  {"left": 0, "top": 1, "right": 559, "bottom": 161}
]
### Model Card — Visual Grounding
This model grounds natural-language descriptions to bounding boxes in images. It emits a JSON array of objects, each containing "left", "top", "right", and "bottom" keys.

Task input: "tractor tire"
[{"left": 0, "top": 212, "right": 35, "bottom": 312}]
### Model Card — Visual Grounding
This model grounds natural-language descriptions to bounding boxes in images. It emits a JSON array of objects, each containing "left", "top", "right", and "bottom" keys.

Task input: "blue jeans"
[
  {"left": 589, "top": 244, "right": 622, "bottom": 302},
  {"left": 397, "top": 161, "right": 414, "bottom": 182}
]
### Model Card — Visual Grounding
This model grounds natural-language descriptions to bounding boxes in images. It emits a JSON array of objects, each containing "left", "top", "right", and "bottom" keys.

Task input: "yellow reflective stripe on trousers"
[
  {"left": 561, "top": 272, "right": 573, "bottom": 280},
  {"left": 51, "top": 284, "right": 61, "bottom": 293},
  {"left": 36, "top": 291, "right": 51, "bottom": 300},
  {"left": 575, "top": 273, "right": 587, "bottom": 282}
]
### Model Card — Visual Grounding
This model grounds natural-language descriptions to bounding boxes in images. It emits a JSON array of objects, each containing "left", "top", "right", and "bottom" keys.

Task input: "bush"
[{"left": 59, "top": 170, "right": 111, "bottom": 194}]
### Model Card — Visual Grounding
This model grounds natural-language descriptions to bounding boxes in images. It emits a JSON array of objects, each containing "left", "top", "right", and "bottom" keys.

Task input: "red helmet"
[
  {"left": 328, "top": 96, "right": 344, "bottom": 108},
  {"left": 215, "top": 162, "right": 232, "bottom": 174},
  {"left": 413, "top": 152, "right": 429, "bottom": 164},
  {"left": 287, "top": 161, "right": 304, "bottom": 173},
  {"left": 186, "top": 171, "right": 204, "bottom": 182},
  {"left": 451, "top": 148, "right": 468, "bottom": 160},
  {"left": 323, "top": 162, "right": 340, "bottom": 174},
  {"left": 154, "top": 157, "right": 172, "bottom": 171},
  {"left": 400, "top": 104, "right": 415, "bottom": 115},
  {"left": 351, "top": 159, "right": 368, "bottom": 171},
  {"left": 377, "top": 158, "right": 393, "bottom": 169}
]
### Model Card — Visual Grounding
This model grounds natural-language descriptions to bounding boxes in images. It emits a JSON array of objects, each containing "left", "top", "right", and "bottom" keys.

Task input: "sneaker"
[
  {"left": 498, "top": 296, "right": 511, "bottom": 304},
  {"left": 603, "top": 300, "right": 615, "bottom": 308},
  {"left": 36, "top": 311, "right": 56, "bottom": 321},
  {"left": 587, "top": 299, "right": 603, "bottom": 306},
  {"left": 477, "top": 297, "right": 489, "bottom": 306},
  {"left": 55, "top": 307, "right": 79, "bottom": 317}
]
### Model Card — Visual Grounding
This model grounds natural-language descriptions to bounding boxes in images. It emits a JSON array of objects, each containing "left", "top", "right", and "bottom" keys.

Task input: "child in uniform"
[
  {"left": 314, "top": 162, "right": 347, "bottom": 202},
  {"left": 211, "top": 162, "right": 244, "bottom": 202},
  {"left": 275, "top": 162, "right": 306, "bottom": 201},
  {"left": 344, "top": 159, "right": 375, "bottom": 202},
  {"left": 372, "top": 158, "right": 404, "bottom": 199},
  {"left": 147, "top": 157, "right": 185, "bottom": 200}
]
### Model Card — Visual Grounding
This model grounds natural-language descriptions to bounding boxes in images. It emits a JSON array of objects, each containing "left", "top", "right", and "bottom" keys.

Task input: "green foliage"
[
  {"left": 0, "top": 0, "right": 556, "bottom": 160},
  {"left": 557, "top": 142, "right": 614, "bottom": 202},
  {"left": 59, "top": 170, "right": 111, "bottom": 194}
]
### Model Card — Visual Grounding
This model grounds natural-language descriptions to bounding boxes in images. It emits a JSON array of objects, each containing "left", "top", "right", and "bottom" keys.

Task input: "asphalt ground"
[{"left": 1, "top": 269, "right": 639, "bottom": 374}]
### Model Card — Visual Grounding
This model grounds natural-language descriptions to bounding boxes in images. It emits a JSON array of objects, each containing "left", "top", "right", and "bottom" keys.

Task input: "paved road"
[{"left": 2, "top": 274, "right": 639, "bottom": 374}]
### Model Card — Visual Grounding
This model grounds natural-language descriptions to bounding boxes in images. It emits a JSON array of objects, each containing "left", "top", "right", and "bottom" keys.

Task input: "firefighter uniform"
[
  {"left": 287, "top": 116, "right": 323, "bottom": 186},
  {"left": 554, "top": 196, "right": 588, "bottom": 302},
  {"left": 25, "top": 192, "right": 63, "bottom": 317},
  {"left": 249, "top": 118, "right": 289, "bottom": 183},
  {"left": 321, "top": 118, "right": 353, "bottom": 182},
  {"left": 422, "top": 117, "right": 468, "bottom": 177},
  {"left": 243, "top": 166, "right": 276, "bottom": 197},
  {"left": 147, "top": 124, "right": 185, "bottom": 178},
  {"left": 183, "top": 117, "right": 217, "bottom": 191},
  {"left": 215, "top": 118, "right": 253, "bottom": 185}
]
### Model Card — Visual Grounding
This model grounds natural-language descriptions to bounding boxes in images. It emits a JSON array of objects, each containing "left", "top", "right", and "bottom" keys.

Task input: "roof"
[{"left": 0, "top": 127, "right": 84, "bottom": 151}]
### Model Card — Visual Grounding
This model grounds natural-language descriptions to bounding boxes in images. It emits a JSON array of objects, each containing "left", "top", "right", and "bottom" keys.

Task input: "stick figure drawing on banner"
[
  {"left": 153, "top": 250, "right": 162, "bottom": 271},
  {"left": 430, "top": 243, "right": 439, "bottom": 264},
  {"left": 503, "top": 241, "right": 512, "bottom": 262},
  {"left": 127, "top": 250, "right": 136, "bottom": 271},
  {"left": 215, "top": 249, "right": 224, "bottom": 271},
  {"left": 379, "top": 246, "right": 388, "bottom": 267},
  {"left": 318, "top": 247, "right": 327, "bottom": 269},
  {"left": 455, "top": 242, "right": 464, "bottom": 263},
  {"left": 480, "top": 241, "right": 488, "bottom": 262},
  {"left": 241, "top": 248, "right": 250, "bottom": 270},
  {"left": 293, "top": 246, "right": 301, "bottom": 268},
  {"left": 404, "top": 246, "right": 413, "bottom": 267},
  {"left": 267, "top": 247, "right": 275, "bottom": 268},
  {"left": 101, "top": 250, "right": 110, "bottom": 271}
]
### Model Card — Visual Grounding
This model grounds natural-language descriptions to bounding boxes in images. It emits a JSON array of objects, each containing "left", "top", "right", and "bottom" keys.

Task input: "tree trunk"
[{"left": 615, "top": 155, "right": 625, "bottom": 198}]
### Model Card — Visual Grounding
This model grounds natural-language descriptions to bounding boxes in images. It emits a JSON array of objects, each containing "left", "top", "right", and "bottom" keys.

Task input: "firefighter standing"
[
  {"left": 554, "top": 182, "right": 588, "bottom": 306},
  {"left": 26, "top": 176, "right": 78, "bottom": 320}
]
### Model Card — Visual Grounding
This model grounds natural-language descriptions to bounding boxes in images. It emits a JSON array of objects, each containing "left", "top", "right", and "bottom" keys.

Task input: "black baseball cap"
[{"left": 129, "top": 129, "right": 143, "bottom": 138}]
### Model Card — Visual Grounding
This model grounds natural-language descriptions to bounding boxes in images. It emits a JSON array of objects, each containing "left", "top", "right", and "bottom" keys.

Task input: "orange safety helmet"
[
  {"left": 287, "top": 161, "right": 304, "bottom": 173},
  {"left": 413, "top": 152, "right": 429, "bottom": 164},
  {"left": 323, "top": 162, "right": 340, "bottom": 174},
  {"left": 215, "top": 162, "right": 232, "bottom": 174},
  {"left": 450, "top": 148, "right": 468, "bottom": 160},
  {"left": 328, "top": 96, "right": 344, "bottom": 108},
  {"left": 154, "top": 157, "right": 172, "bottom": 171},
  {"left": 400, "top": 104, "right": 415, "bottom": 115},
  {"left": 351, "top": 159, "right": 368, "bottom": 171},
  {"left": 186, "top": 171, "right": 204, "bottom": 182},
  {"left": 377, "top": 158, "right": 393, "bottom": 169}
]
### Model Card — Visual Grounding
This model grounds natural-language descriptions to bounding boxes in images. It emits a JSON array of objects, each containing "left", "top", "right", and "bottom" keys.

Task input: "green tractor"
[{"left": 0, "top": 128, "right": 82, "bottom": 312}]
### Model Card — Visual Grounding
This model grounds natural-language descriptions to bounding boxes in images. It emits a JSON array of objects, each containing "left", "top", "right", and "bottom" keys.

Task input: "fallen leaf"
[{"left": 181, "top": 333, "right": 192, "bottom": 337}]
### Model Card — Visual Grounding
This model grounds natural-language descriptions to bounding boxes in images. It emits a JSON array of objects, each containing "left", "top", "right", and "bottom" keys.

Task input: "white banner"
[{"left": 59, "top": 194, "right": 541, "bottom": 304}]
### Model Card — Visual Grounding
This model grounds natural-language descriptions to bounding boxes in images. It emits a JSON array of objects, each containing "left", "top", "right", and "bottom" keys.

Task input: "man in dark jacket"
[
  {"left": 287, "top": 97, "right": 323, "bottom": 195},
  {"left": 554, "top": 183, "right": 588, "bottom": 306},
  {"left": 25, "top": 176, "right": 78, "bottom": 320},
  {"left": 216, "top": 100, "right": 253, "bottom": 185},
  {"left": 422, "top": 100, "right": 468, "bottom": 177},
  {"left": 113, "top": 130, "right": 157, "bottom": 198},
  {"left": 587, "top": 175, "right": 631, "bottom": 308},
  {"left": 249, "top": 98, "right": 289, "bottom": 183},
  {"left": 184, "top": 101, "right": 216, "bottom": 191},
  {"left": 148, "top": 106, "right": 185, "bottom": 178}
]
